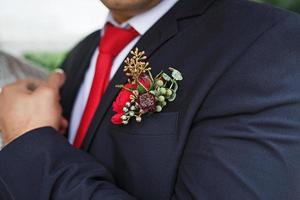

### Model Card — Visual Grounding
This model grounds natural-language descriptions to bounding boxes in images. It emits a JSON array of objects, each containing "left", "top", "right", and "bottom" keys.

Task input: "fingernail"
[{"left": 54, "top": 68, "right": 64, "bottom": 74}]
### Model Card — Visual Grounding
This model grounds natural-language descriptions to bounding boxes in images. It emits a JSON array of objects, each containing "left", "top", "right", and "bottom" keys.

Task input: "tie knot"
[{"left": 99, "top": 23, "right": 139, "bottom": 57}]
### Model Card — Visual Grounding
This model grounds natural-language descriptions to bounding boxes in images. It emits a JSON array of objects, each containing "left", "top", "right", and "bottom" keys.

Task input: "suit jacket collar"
[
  {"left": 80, "top": 0, "right": 216, "bottom": 150},
  {"left": 105, "top": 0, "right": 179, "bottom": 35}
]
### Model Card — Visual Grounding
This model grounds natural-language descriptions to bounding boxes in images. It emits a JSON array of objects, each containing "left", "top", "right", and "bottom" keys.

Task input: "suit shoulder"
[
  {"left": 218, "top": 0, "right": 299, "bottom": 18},
  {"left": 209, "top": 0, "right": 300, "bottom": 33}
]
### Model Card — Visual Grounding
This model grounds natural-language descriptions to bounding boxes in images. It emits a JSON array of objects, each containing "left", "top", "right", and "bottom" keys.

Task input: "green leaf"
[
  {"left": 149, "top": 84, "right": 155, "bottom": 91},
  {"left": 171, "top": 69, "right": 183, "bottom": 81},
  {"left": 137, "top": 85, "right": 146, "bottom": 93},
  {"left": 162, "top": 73, "right": 171, "bottom": 81}
]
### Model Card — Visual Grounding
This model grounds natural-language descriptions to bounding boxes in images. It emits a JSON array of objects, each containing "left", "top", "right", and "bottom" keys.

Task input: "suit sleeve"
[
  {"left": 171, "top": 14, "right": 300, "bottom": 199},
  {"left": 0, "top": 127, "right": 137, "bottom": 200}
]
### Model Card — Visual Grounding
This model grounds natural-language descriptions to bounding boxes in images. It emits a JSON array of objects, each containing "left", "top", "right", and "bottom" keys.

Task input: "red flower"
[
  {"left": 111, "top": 113, "right": 124, "bottom": 125},
  {"left": 112, "top": 83, "right": 136, "bottom": 113},
  {"left": 137, "top": 92, "right": 156, "bottom": 112},
  {"left": 111, "top": 83, "right": 137, "bottom": 124},
  {"left": 138, "top": 74, "right": 152, "bottom": 91}
]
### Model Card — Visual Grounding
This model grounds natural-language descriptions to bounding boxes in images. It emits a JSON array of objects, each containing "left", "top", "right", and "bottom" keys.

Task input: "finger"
[
  {"left": 25, "top": 79, "right": 45, "bottom": 93},
  {"left": 8, "top": 79, "right": 44, "bottom": 93},
  {"left": 47, "top": 69, "right": 65, "bottom": 91},
  {"left": 59, "top": 117, "right": 68, "bottom": 135},
  {"left": 0, "top": 80, "right": 29, "bottom": 96}
]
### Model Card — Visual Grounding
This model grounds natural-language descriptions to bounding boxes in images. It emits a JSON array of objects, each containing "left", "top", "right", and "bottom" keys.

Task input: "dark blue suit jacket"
[{"left": 1, "top": 0, "right": 300, "bottom": 199}]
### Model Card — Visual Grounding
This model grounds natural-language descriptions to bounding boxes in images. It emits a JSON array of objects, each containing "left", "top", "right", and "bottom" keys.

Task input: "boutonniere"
[{"left": 111, "top": 48, "right": 183, "bottom": 125}]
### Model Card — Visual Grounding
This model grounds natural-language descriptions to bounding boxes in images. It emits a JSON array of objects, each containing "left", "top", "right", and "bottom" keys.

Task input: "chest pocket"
[{"left": 109, "top": 112, "right": 179, "bottom": 136}]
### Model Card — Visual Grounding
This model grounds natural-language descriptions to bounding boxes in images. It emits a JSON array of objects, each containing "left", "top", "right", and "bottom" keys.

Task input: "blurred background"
[
  {"left": 0, "top": 0, "right": 108, "bottom": 71},
  {"left": 0, "top": 0, "right": 299, "bottom": 71}
]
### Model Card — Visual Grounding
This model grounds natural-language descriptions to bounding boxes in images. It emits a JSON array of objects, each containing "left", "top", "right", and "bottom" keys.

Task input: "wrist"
[{"left": 2, "top": 125, "right": 53, "bottom": 146}]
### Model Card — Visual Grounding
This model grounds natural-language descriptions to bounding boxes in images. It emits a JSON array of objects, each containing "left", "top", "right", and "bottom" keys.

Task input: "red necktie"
[{"left": 73, "top": 23, "right": 139, "bottom": 148}]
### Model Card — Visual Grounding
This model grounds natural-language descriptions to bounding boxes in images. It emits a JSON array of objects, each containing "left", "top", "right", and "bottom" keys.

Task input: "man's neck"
[
  {"left": 110, "top": 0, "right": 161, "bottom": 24},
  {"left": 111, "top": 12, "right": 132, "bottom": 24}
]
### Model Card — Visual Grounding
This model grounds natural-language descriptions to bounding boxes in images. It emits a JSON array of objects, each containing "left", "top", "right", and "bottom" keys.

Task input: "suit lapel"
[
  {"left": 61, "top": 31, "right": 100, "bottom": 122},
  {"left": 81, "top": 0, "right": 216, "bottom": 150}
]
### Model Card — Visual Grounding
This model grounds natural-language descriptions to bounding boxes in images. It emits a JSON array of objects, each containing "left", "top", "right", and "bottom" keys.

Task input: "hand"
[{"left": 0, "top": 70, "right": 68, "bottom": 146}]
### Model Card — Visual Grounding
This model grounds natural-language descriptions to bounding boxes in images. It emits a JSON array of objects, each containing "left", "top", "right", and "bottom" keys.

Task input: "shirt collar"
[{"left": 105, "top": 0, "right": 179, "bottom": 35}]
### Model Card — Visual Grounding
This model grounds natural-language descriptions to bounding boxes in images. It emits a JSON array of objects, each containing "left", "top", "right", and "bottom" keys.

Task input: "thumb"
[{"left": 47, "top": 69, "right": 66, "bottom": 91}]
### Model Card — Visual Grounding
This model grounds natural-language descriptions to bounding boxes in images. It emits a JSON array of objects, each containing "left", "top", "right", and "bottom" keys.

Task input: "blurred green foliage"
[
  {"left": 258, "top": 0, "right": 300, "bottom": 13},
  {"left": 24, "top": 52, "right": 66, "bottom": 71}
]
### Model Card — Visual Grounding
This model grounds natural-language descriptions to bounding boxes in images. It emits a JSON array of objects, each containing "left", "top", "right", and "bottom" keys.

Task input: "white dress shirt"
[{"left": 69, "top": 0, "right": 179, "bottom": 144}]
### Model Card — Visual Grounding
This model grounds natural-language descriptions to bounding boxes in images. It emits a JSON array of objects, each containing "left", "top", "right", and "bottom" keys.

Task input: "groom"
[{"left": 1, "top": 0, "right": 300, "bottom": 199}]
